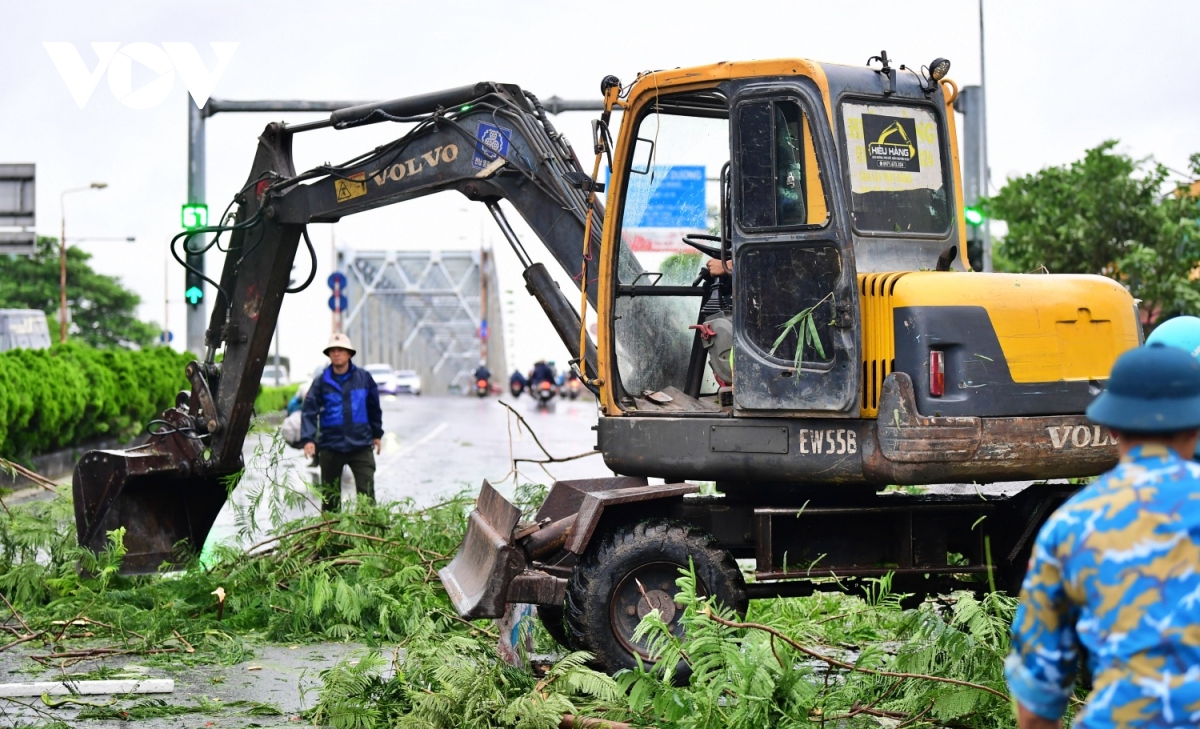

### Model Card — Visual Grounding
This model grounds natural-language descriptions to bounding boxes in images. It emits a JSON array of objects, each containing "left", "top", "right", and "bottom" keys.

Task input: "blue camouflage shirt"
[{"left": 1006, "top": 444, "right": 1200, "bottom": 727}]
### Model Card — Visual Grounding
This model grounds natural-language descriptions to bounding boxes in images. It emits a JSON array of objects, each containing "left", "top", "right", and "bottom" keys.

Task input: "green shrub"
[
  {"left": 255, "top": 384, "right": 294, "bottom": 415},
  {"left": 0, "top": 342, "right": 192, "bottom": 458}
]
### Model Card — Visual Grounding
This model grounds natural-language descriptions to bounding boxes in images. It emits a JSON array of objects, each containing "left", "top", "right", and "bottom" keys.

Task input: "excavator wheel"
[
  {"left": 536, "top": 604, "right": 570, "bottom": 650},
  {"left": 564, "top": 518, "right": 746, "bottom": 681}
]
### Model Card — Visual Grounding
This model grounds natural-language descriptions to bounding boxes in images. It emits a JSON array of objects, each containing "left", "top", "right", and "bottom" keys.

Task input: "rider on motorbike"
[
  {"left": 509, "top": 369, "right": 527, "bottom": 397},
  {"left": 474, "top": 360, "right": 491, "bottom": 397},
  {"left": 529, "top": 360, "right": 555, "bottom": 387}
]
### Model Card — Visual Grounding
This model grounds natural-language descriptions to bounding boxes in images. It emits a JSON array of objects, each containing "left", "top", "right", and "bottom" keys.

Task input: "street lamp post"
[{"left": 59, "top": 182, "right": 107, "bottom": 342}]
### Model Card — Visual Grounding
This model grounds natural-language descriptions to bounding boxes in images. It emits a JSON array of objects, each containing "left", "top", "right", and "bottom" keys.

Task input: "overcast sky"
[{"left": 3, "top": 0, "right": 1198, "bottom": 380}]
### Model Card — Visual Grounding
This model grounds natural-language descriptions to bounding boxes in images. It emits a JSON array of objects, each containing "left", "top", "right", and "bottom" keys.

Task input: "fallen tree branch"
[
  {"left": 702, "top": 608, "right": 1009, "bottom": 701},
  {"left": 0, "top": 457, "right": 58, "bottom": 492},
  {"left": 327, "top": 529, "right": 393, "bottom": 544},
  {"left": 0, "top": 631, "right": 43, "bottom": 653},
  {"left": 492, "top": 399, "right": 602, "bottom": 485},
  {"left": 560, "top": 714, "right": 635, "bottom": 729},
  {"left": 172, "top": 630, "right": 195, "bottom": 653},
  {"left": 0, "top": 591, "right": 32, "bottom": 636},
  {"left": 244, "top": 518, "right": 341, "bottom": 554},
  {"left": 78, "top": 616, "right": 144, "bottom": 641},
  {"left": 822, "top": 681, "right": 905, "bottom": 722},
  {"left": 497, "top": 400, "right": 557, "bottom": 462},
  {"left": 30, "top": 645, "right": 180, "bottom": 668},
  {"left": 513, "top": 451, "right": 600, "bottom": 467},
  {"left": 432, "top": 609, "right": 497, "bottom": 639}
]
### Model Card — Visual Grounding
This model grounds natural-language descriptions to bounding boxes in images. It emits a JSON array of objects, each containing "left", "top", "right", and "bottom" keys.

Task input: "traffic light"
[
  {"left": 963, "top": 206, "right": 986, "bottom": 272},
  {"left": 185, "top": 269, "right": 204, "bottom": 309},
  {"left": 182, "top": 203, "right": 208, "bottom": 230},
  {"left": 182, "top": 202, "right": 208, "bottom": 310}
]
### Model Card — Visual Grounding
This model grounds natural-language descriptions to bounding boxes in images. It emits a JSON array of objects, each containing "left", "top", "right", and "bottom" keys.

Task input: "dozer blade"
[
  {"left": 73, "top": 438, "right": 228, "bottom": 575},
  {"left": 438, "top": 480, "right": 525, "bottom": 620}
]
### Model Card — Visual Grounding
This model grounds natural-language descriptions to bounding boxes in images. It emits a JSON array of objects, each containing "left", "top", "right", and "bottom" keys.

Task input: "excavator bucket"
[
  {"left": 438, "top": 481, "right": 525, "bottom": 620},
  {"left": 73, "top": 430, "right": 227, "bottom": 575}
]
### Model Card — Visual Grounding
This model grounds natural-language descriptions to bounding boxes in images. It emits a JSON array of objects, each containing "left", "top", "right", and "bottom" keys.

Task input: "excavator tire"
[
  {"left": 536, "top": 603, "right": 570, "bottom": 650},
  {"left": 564, "top": 518, "right": 746, "bottom": 681}
]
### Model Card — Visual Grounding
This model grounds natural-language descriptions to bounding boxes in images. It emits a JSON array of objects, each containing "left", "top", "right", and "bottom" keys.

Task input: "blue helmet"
[
  {"left": 1087, "top": 343, "right": 1200, "bottom": 433},
  {"left": 1146, "top": 316, "right": 1200, "bottom": 361},
  {"left": 1145, "top": 317, "right": 1200, "bottom": 457}
]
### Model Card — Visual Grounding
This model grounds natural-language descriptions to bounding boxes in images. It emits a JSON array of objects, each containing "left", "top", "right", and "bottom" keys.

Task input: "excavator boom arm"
[{"left": 74, "top": 82, "right": 625, "bottom": 571}]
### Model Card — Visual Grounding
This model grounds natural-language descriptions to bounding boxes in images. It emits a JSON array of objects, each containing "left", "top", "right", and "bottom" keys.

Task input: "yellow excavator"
[{"left": 73, "top": 51, "right": 1139, "bottom": 676}]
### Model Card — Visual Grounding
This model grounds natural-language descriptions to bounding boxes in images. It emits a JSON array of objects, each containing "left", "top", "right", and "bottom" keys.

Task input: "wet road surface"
[
  {"left": 206, "top": 393, "right": 605, "bottom": 549},
  {"left": 371, "top": 392, "right": 606, "bottom": 502}
]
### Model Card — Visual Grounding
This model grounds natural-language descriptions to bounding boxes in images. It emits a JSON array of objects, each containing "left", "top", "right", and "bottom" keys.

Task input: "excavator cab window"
[
  {"left": 737, "top": 100, "right": 828, "bottom": 229},
  {"left": 612, "top": 91, "right": 730, "bottom": 402},
  {"left": 839, "top": 100, "right": 950, "bottom": 236}
]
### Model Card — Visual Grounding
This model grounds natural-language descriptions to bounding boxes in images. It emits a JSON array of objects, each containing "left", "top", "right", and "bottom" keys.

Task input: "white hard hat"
[{"left": 323, "top": 332, "right": 357, "bottom": 356}]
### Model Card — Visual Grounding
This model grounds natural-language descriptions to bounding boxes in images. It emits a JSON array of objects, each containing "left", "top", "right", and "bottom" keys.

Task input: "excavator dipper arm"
[{"left": 73, "top": 82, "right": 624, "bottom": 572}]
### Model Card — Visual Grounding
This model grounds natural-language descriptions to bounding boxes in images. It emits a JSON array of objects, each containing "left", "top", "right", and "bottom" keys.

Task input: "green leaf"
[{"left": 806, "top": 313, "right": 825, "bottom": 360}]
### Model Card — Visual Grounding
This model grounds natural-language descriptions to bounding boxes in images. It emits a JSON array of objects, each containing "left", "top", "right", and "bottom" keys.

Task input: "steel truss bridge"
[{"left": 340, "top": 249, "right": 505, "bottom": 394}]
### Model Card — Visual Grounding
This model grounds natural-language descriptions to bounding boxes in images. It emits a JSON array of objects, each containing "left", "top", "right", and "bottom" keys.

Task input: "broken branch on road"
[{"left": 492, "top": 399, "right": 600, "bottom": 484}]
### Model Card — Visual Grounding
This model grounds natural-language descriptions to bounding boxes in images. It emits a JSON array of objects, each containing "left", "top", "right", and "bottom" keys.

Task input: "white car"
[
  {"left": 364, "top": 363, "right": 398, "bottom": 395},
  {"left": 392, "top": 369, "right": 422, "bottom": 395},
  {"left": 260, "top": 364, "right": 290, "bottom": 387}
]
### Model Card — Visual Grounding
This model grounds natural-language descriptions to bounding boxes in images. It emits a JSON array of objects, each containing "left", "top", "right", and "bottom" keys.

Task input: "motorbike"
[
  {"left": 534, "top": 380, "right": 556, "bottom": 410},
  {"left": 475, "top": 379, "right": 489, "bottom": 398},
  {"left": 510, "top": 380, "right": 524, "bottom": 398},
  {"left": 566, "top": 377, "right": 583, "bottom": 400}
]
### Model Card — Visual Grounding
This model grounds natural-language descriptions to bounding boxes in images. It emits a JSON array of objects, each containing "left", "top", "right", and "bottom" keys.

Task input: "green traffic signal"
[
  {"left": 182, "top": 203, "right": 209, "bottom": 230},
  {"left": 964, "top": 206, "right": 985, "bottom": 226},
  {"left": 185, "top": 285, "right": 203, "bottom": 306}
]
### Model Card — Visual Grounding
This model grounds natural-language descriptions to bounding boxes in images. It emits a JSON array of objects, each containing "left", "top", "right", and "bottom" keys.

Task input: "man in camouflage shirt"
[{"left": 1006, "top": 344, "right": 1200, "bottom": 728}]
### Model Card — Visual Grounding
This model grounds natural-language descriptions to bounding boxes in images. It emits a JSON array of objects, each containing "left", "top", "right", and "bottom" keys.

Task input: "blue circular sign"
[
  {"left": 327, "top": 272, "right": 347, "bottom": 290},
  {"left": 328, "top": 294, "right": 348, "bottom": 312}
]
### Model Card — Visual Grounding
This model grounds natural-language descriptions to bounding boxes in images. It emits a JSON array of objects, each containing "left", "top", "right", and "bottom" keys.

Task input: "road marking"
[
  {"left": 0, "top": 679, "right": 173, "bottom": 697},
  {"left": 376, "top": 419, "right": 448, "bottom": 474}
]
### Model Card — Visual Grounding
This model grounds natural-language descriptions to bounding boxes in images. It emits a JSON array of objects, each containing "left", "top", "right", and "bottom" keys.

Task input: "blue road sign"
[
  {"left": 622, "top": 165, "right": 706, "bottom": 228},
  {"left": 328, "top": 294, "right": 348, "bottom": 312},
  {"left": 327, "top": 272, "right": 347, "bottom": 290},
  {"left": 480, "top": 319, "right": 488, "bottom": 341},
  {"left": 159, "top": 330, "right": 174, "bottom": 343}
]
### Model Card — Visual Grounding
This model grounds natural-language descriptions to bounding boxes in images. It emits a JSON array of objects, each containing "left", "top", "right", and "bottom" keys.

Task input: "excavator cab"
[
  {"left": 604, "top": 80, "right": 858, "bottom": 417},
  {"left": 588, "top": 61, "right": 1137, "bottom": 486}
]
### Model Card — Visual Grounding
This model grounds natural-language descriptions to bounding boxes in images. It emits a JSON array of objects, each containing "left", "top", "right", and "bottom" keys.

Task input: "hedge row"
[
  {"left": 0, "top": 343, "right": 192, "bottom": 459},
  {"left": 255, "top": 385, "right": 294, "bottom": 415}
]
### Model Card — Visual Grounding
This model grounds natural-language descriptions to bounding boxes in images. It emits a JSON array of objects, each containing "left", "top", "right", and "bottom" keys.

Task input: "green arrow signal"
[{"left": 185, "top": 286, "right": 203, "bottom": 305}]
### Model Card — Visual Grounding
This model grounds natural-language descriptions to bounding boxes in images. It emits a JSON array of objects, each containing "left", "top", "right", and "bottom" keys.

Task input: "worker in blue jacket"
[{"left": 301, "top": 333, "right": 383, "bottom": 511}]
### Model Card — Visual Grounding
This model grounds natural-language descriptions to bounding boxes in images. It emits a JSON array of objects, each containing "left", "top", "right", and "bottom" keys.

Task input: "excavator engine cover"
[{"left": 72, "top": 409, "right": 228, "bottom": 574}]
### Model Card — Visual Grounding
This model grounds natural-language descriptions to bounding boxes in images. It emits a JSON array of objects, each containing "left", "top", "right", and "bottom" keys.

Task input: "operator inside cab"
[
  {"left": 706, "top": 103, "right": 806, "bottom": 281},
  {"left": 700, "top": 103, "right": 810, "bottom": 383}
]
